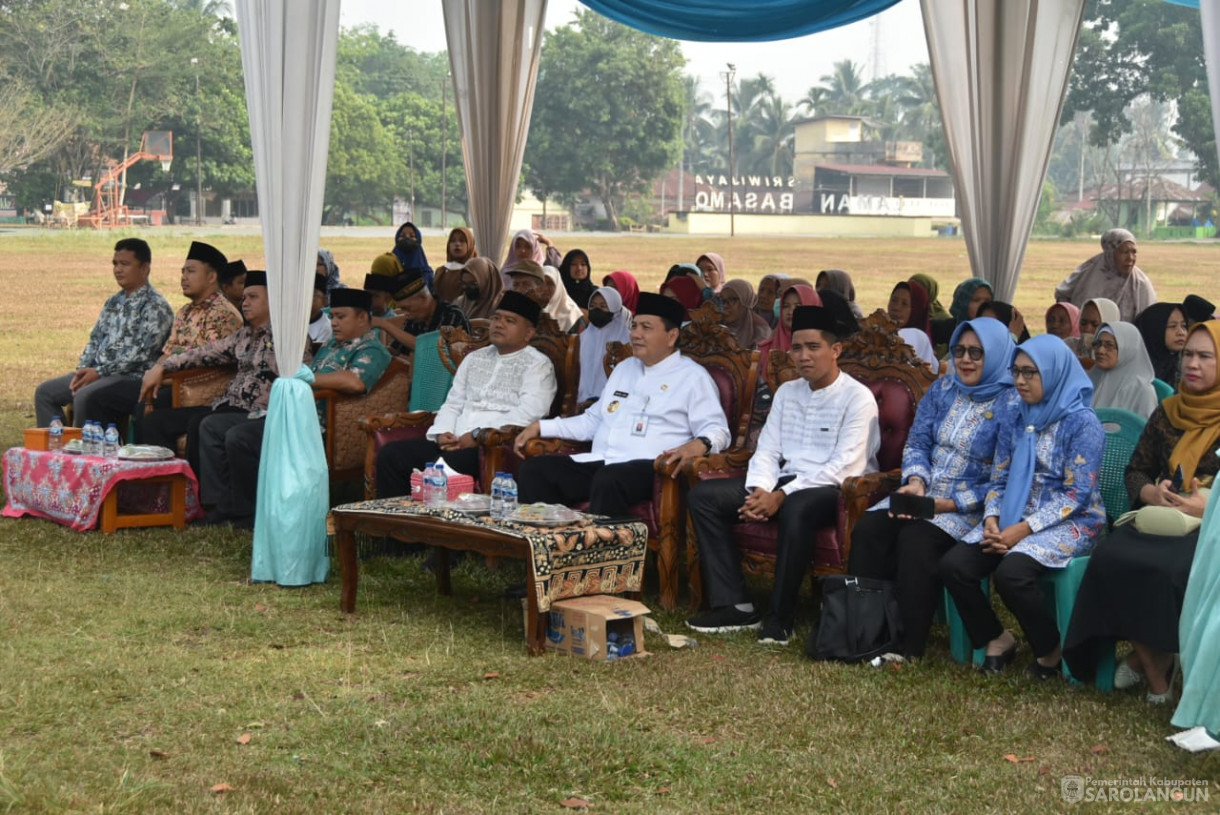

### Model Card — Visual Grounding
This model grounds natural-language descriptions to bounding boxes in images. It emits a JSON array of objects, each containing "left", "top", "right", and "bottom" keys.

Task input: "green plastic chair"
[
  {"left": 1094, "top": 408, "right": 1147, "bottom": 525},
  {"left": 1152, "top": 378, "right": 1174, "bottom": 403},
  {"left": 406, "top": 331, "right": 453, "bottom": 412}
]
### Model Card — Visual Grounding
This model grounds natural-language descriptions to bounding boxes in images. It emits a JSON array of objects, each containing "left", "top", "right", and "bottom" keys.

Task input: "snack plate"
[
  {"left": 507, "top": 503, "right": 585, "bottom": 526},
  {"left": 116, "top": 445, "right": 175, "bottom": 461},
  {"left": 444, "top": 493, "right": 492, "bottom": 515},
  {"left": 62, "top": 439, "right": 84, "bottom": 454}
]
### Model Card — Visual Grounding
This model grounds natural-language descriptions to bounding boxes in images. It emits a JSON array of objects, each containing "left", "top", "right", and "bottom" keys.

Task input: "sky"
[{"left": 338, "top": 0, "right": 932, "bottom": 106}]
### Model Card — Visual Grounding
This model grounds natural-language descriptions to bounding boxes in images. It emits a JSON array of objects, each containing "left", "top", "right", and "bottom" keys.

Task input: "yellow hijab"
[{"left": 1163, "top": 321, "right": 1220, "bottom": 484}]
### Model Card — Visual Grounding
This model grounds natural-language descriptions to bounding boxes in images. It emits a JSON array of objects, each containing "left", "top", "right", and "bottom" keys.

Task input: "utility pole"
[
  {"left": 723, "top": 63, "right": 736, "bottom": 237},
  {"left": 192, "top": 57, "right": 202, "bottom": 226}
]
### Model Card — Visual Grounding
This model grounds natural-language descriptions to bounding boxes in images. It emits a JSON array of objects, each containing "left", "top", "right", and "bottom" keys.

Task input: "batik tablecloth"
[
  {"left": 332, "top": 497, "right": 648, "bottom": 612},
  {"left": 2, "top": 447, "right": 202, "bottom": 532}
]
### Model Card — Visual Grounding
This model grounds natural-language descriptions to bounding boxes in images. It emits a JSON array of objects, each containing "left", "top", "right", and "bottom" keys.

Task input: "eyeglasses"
[
  {"left": 1091, "top": 339, "right": 1118, "bottom": 352},
  {"left": 951, "top": 345, "right": 984, "bottom": 361},
  {"left": 1009, "top": 366, "right": 1040, "bottom": 381}
]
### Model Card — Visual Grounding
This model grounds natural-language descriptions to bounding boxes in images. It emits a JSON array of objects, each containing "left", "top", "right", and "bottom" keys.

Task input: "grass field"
[{"left": 1, "top": 228, "right": 1218, "bottom": 812}]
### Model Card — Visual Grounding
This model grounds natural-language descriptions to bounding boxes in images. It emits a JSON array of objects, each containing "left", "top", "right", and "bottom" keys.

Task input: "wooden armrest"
[
  {"left": 359, "top": 411, "right": 437, "bottom": 436},
  {"left": 520, "top": 437, "right": 592, "bottom": 458},
  {"left": 678, "top": 448, "right": 754, "bottom": 484},
  {"left": 842, "top": 470, "right": 902, "bottom": 500},
  {"left": 480, "top": 425, "right": 524, "bottom": 447}
]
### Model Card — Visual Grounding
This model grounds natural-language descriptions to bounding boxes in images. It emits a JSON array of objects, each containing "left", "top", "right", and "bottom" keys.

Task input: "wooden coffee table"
[{"left": 330, "top": 498, "right": 649, "bottom": 655}]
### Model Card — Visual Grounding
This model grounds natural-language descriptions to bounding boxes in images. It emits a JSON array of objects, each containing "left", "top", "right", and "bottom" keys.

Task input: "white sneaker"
[
  {"left": 1114, "top": 661, "right": 1145, "bottom": 690},
  {"left": 1146, "top": 689, "right": 1172, "bottom": 705}
]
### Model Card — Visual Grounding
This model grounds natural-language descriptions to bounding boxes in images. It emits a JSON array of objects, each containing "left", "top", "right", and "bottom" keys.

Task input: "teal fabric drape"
[
  {"left": 1173, "top": 480, "right": 1220, "bottom": 734},
  {"left": 577, "top": 0, "right": 901, "bottom": 41},
  {"left": 251, "top": 367, "right": 330, "bottom": 586}
]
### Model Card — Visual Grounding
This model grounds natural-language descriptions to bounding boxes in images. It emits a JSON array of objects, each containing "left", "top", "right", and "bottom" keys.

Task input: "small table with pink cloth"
[{"left": 2, "top": 447, "right": 202, "bottom": 533}]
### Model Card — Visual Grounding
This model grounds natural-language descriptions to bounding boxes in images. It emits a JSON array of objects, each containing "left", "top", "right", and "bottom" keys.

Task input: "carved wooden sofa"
[
  {"left": 360, "top": 313, "right": 580, "bottom": 497},
  {"left": 683, "top": 309, "right": 938, "bottom": 608},
  {"left": 519, "top": 301, "right": 760, "bottom": 610}
]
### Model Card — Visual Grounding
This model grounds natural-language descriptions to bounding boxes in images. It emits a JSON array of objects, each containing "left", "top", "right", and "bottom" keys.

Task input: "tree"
[
  {"left": 817, "top": 60, "right": 870, "bottom": 115},
  {"left": 524, "top": 10, "right": 685, "bottom": 230},
  {"left": 323, "top": 83, "right": 407, "bottom": 223},
  {"left": 0, "top": 82, "right": 76, "bottom": 175}
]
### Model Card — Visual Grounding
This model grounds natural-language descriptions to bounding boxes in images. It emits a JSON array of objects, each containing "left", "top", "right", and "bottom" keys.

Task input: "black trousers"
[
  {"left": 198, "top": 414, "right": 265, "bottom": 518},
  {"left": 849, "top": 510, "right": 957, "bottom": 657},
  {"left": 939, "top": 543, "right": 1060, "bottom": 658},
  {"left": 515, "top": 456, "right": 655, "bottom": 517},
  {"left": 376, "top": 438, "right": 481, "bottom": 499},
  {"left": 688, "top": 475, "right": 840, "bottom": 630},
  {"left": 138, "top": 403, "right": 245, "bottom": 478}
]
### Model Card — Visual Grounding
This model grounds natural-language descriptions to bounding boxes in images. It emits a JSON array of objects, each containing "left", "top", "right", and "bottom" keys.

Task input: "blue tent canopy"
[{"left": 578, "top": 0, "right": 901, "bottom": 42}]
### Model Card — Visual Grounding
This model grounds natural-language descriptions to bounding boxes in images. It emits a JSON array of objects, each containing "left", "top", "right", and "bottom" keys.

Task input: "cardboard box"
[
  {"left": 542, "top": 595, "right": 651, "bottom": 661},
  {"left": 24, "top": 427, "right": 83, "bottom": 451},
  {"left": 409, "top": 470, "right": 476, "bottom": 502}
]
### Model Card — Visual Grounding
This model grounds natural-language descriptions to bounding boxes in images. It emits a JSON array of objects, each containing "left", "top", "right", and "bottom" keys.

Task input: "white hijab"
[
  {"left": 543, "top": 266, "right": 584, "bottom": 332},
  {"left": 578, "top": 286, "right": 631, "bottom": 402},
  {"left": 1088, "top": 321, "right": 1159, "bottom": 418}
]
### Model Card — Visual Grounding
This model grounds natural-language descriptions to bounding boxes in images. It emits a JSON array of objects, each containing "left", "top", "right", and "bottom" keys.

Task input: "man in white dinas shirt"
[
  {"left": 514, "top": 292, "right": 730, "bottom": 517},
  {"left": 375, "top": 291, "right": 557, "bottom": 497},
  {"left": 686, "top": 303, "right": 880, "bottom": 646}
]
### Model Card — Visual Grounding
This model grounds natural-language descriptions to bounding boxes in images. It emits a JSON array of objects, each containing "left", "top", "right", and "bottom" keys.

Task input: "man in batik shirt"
[
  {"left": 194, "top": 287, "right": 390, "bottom": 528},
  {"left": 34, "top": 237, "right": 174, "bottom": 428}
]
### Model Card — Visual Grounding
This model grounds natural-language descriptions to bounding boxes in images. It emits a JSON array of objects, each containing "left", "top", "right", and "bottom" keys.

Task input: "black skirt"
[{"left": 1062, "top": 525, "right": 1199, "bottom": 682}]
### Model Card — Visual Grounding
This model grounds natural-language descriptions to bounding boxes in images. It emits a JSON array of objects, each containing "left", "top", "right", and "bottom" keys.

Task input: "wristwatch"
[
  {"left": 696, "top": 435, "right": 713, "bottom": 454},
  {"left": 472, "top": 427, "right": 485, "bottom": 444}
]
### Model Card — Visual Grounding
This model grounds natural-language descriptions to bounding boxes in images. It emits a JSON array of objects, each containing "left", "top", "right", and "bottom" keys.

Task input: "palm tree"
[
  {"left": 744, "top": 92, "right": 796, "bottom": 177},
  {"left": 799, "top": 86, "right": 826, "bottom": 117},
  {"left": 818, "top": 60, "right": 869, "bottom": 115}
]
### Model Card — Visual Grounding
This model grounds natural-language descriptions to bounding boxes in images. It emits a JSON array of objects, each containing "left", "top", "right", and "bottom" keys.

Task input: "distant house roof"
[
  {"left": 1087, "top": 177, "right": 1211, "bottom": 203},
  {"left": 791, "top": 114, "right": 887, "bottom": 129},
  {"left": 816, "top": 163, "right": 950, "bottom": 179}
]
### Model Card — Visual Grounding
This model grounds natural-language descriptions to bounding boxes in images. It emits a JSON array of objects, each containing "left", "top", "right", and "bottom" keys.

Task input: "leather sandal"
[{"left": 980, "top": 642, "right": 1018, "bottom": 674}]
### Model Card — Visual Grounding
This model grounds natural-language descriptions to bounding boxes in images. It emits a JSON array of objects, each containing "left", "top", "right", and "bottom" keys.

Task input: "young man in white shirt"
[
  {"left": 514, "top": 292, "right": 730, "bottom": 517},
  {"left": 375, "top": 291, "right": 557, "bottom": 497},
  {"left": 687, "top": 304, "right": 880, "bottom": 646}
]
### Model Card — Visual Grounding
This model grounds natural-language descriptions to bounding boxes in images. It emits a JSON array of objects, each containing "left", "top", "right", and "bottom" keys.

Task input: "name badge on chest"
[{"left": 631, "top": 413, "right": 649, "bottom": 436}]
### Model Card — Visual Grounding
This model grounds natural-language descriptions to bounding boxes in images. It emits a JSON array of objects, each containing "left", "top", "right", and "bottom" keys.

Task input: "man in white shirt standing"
[
  {"left": 686, "top": 304, "right": 880, "bottom": 646},
  {"left": 514, "top": 292, "right": 730, "bottom": 517},
  {"left": 375, "top": 291, "right": 557, "bottom": 497}
]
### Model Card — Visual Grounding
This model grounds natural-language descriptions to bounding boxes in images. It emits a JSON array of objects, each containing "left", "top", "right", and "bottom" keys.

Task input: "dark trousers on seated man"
[
  {"left": 376, "top": 438, "right": 481, "bottom": 498},
  {"left": 34, "top": 373, "right": 142, "bottom": 429},
  {"left": 138, "top": 403, "right": 246, "bottom": 477},
  {"left": 198, "top": 413, "right": 265, "bottom": 522},
  {"left": 516, "top": 456, "right": 656, "bottom": 517},
  {"left": 689, "top": 475, "right": 840, "bottom": 631}
]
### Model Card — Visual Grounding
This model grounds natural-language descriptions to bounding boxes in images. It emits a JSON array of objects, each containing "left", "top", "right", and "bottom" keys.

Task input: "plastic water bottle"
[
  {"left": 83, "top": 421, "right": 98, "bottom": 455},
  {"left": 433, "top": 463, "right": 448, "bottom": 506},
  {"left": 48, "top": 416, "right": 64, "bottom": 451},
  {"left": 421, "top": 462, "right": 436, "bottom": 504},
  {"left": 90, "top": 421, "right": 104, "bottom": 455},
  {"left": 103, "top": 423, "right": 120, "bottom": 458},
  {"left": 490, "top": 472, "right": 505, "bottom": 519},
  {"left": 501, "top": 474, "right": 518, "bottom": 519}
]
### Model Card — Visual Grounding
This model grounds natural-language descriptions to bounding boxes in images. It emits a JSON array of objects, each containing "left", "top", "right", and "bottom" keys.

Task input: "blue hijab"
[
  {"left": 392, "top": 221, "right": 433, "bottom": 287},
  {"left": 948, "top": 317, "right": 1014, "bottom": 402},
  {"left": 999, "top": 335, "right": 1094, "bottom": 528}
]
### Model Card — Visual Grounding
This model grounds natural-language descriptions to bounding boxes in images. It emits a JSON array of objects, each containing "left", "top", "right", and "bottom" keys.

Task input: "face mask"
[
  {"left": 588, "top": 308, "right": 614, "bottom": 328},
  {"left": 396, "top": 237, "right": 420, "bottom": 253},
  {"left": 462, "top": 284, "right": 480, "bottom": 301}
]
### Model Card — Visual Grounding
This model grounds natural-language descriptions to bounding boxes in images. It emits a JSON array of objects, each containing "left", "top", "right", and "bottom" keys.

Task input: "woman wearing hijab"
[
  {"left": 888, "top": 280, "right": 938, "bottom": 369},
  {"left": 815, "top": 269, "right": 865, "bottom": 320},
  {"left": 1077, "top": 297, "right": 1121, "bottom": 360},
  {"left": 1065, "top": 322, "right": 1220, "bottom": 702},
  {"left": 949, "top": 278, "right": 993, "bottom": 324},
  {"left": 1045, "top": 302, "right": 1082, "bottom": 353},
  {"left": 977, "top": 300, "right": 1031, "bottom": 344},
  {"left": 316, "top": 249, "right": 345, "bottom": 303},
  {"left": 850, "top": 318, "right": 1020, "bottom": 658},
  {"left": 756, "top": 273, "right": 788, "bottom": 328},
  {"left": 558, "top": 249, "right": 596, "bottom": 309},
  {"left": 943, "top": 335, "right": 1106, "bottom": 677},
  {"left": 577, "top": 286, "right": 632, "bottom": 404},
  {"left": 452, "top": 257, "right": 503, "bottom": 320},
  {"left": 661, "top": 276, "right": 705, "bottom": 311},
  {"left": 602, "top": 271, "right": 640, "bottom": 313},
  {"left": 392, "top": 222, "right": 432, "bottom": 288},
  {"left": 1136, "top": 302, "right": 1191, "bottom": 386},
  {"left": 910, "top": 272, "right": 951, "bottom": 322},
  {"left": 1055, "top": 228, "right": 1157, "bottom": 321},
  {"left": 501, "top": 229, "right": 546, "bottom": 279},
  {"left": 541, "top": 266, "right": 587, "bottom": 333},
  {"left": 757, "top": 283, "right": 821, "bottom": 378},
  {"left": 695, "top": 252, "right": 726, "bottom": 293},
  {"left": 1088, "top": 322, "right": 1159, "bottom": 417},
  {"left": 718, "top": 279, "right": 772, "bottom": 350},
  {"left": 433, "top": 227, "right": 477, "bottom": 303}
]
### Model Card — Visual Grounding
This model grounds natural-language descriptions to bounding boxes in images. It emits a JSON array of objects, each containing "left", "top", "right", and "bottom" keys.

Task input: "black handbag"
[{"left": 807, "top": 574, "right": 903, "bottom": 662}]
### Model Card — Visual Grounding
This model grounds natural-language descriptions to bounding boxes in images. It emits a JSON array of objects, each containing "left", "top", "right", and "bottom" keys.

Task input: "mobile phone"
[
  {"left": 1170, "top": 465, "right": 1185, "bottom": 494},
  {"left": 890, "top": 492, "right": 935, "bottom": 520}
]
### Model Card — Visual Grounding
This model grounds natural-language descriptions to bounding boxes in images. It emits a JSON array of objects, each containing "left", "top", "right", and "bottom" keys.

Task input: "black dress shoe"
[
  {"left": 1026, "top": 659, "right": 1062, "bottom": 680},
  {"left": 980, "top": 643, "right": 1018, "bottom": 674}
]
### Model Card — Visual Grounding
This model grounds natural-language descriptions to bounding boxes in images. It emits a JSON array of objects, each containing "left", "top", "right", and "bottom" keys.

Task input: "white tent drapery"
[
  {"left": 442, "top": 0, "right": 547, "bottom": 262},
  {"left": 922, "top": 0, "right": 1086, "bottom": 302},
  {"left": 236, "top": 0, "right": 340, "bottom": 586}
]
